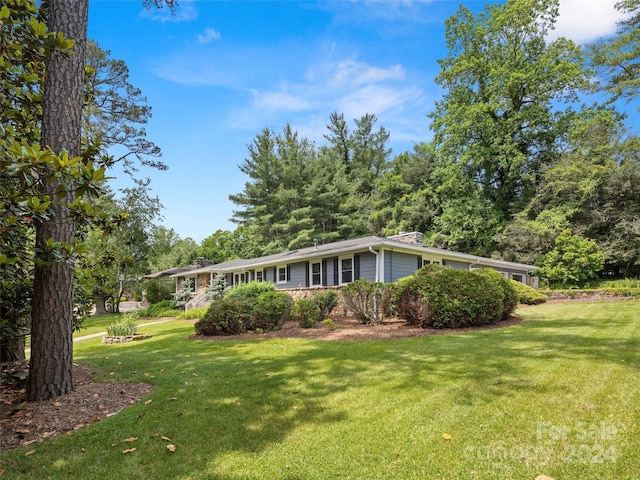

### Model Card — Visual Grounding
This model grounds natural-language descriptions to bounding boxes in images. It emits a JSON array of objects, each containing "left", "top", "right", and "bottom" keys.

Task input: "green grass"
[
  {"left": 3, "top": 301, "right": 639, "bottom": 479},
  {"left": 73, "top": 314, "right": 122, "bottom": 338}
]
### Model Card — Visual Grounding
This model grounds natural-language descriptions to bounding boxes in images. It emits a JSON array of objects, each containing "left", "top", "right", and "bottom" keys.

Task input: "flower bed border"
[{"left": 102, "top": 333, "right": 152, "bottom": 345}]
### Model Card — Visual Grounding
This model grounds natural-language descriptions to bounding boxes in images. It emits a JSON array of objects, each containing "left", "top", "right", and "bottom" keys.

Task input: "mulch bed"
[{"left": 0, "top": 362, "right": 152, "bottom": 453}]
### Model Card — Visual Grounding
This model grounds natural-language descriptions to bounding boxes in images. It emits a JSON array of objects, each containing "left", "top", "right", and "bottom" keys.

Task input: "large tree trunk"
[{"left": 28, "top": 0, "right": 88, "bottom": 402}]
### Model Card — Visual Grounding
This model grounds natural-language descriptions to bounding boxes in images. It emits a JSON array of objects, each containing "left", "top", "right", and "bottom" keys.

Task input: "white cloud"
[
  {"left": 198, "top": 27, "right": 221, "bottom": 44},
  {"left": 251, "top": 89, "right": 311, "bottom": 111},
  {"left": 140, "top": 0, "right": 198, "bottom": 23},
  {"left": 337, "top": 84, "right": 422, "bottom": 120},
  {"left": 151, "top": 58, "right": 233, "bottom": 86},
  {"left": 551, "top": 0, "right": 627, "bottom": 43},
  {"left": 330, "top": 60, "right": 405, "bottom": 88}
]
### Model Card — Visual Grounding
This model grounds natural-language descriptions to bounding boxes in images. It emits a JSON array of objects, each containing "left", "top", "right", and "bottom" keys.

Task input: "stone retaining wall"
[{"left": 102, "top": 334, "right": 152, "bottom": 345}]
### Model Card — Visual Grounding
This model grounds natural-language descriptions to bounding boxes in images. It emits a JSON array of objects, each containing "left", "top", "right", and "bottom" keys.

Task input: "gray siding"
[
  {"left": 443, "top": 259, "right": 471, "bottom": 270},
  {"left": 384, "top": 251, "right": 420, "bottom": 282},
  {"left": 284, "top": 262, "right": 307, "bottom": 288},
  {"left": 357, "top": 252, "right": 377, "bottom": 282},
  {"left": 326, "top": 258, "right": 337, "bottom": 287}
]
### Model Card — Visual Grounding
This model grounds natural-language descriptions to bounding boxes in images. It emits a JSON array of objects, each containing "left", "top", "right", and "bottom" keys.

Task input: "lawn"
[{"left": 2, "top": 301, "right": 639, "bottom": 479}]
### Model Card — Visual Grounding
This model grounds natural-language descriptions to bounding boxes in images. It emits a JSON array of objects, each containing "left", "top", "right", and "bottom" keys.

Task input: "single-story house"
[{"left": 169, "top": 232, "right": 538, "bottom": 308}]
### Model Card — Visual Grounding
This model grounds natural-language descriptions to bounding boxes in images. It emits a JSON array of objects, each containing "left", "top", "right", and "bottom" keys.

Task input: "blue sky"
[{"left": 87, "top": 0, "right": 628, "bottom": 242}]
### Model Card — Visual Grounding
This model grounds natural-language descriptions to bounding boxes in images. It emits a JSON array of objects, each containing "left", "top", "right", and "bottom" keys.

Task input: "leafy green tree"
[
  {"left": 595, "top": 140, "right": 640, "bottom": 276},
  {"left": 537, "top": 230, "right": 605, "bottom": 287},
  {"left": 148, "top": 226, "right": 198, "bottom": 271},
  {"left": 430, "top": 0, "right": 591, "bottom": 223},
  {"left": 198, "top": 229, "right": 250, "bottom": 263},
  {"left": 498, "top": 112, "right": 638, "bottom": 273},
  {"left": 371, "top": 143, "right": 438, "bottom": 236}
]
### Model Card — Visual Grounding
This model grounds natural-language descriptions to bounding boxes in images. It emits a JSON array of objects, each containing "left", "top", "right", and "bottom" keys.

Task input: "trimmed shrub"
[
  {"left": 291, "top": 299, "right": 321, "bottom": 328},
  {"left": 341, "top": 279, "right": 391, "bottom": 325},
  {"left": 393, "top": 265, "right": 513, "bottom": 329},
  {"left": 249, "top": 291, "right": 292, "bottom": 330},
  {"left": 312, "top": 289, "right": 339, "bottom": 320},
  {"left": 471, "top": 268, "right": 518, "bottom": 320},
  {"left": 195, "top": 291, "right": 293, "bottom": 335},
  {"left": 225, "top": 281, "right": 276, "bottom": 299},
  {"left": 510, "top": 280, "right": 547, "bottom": 305},
  {"left": 195, "top": 297, "right": 253, "bottom": 335}
]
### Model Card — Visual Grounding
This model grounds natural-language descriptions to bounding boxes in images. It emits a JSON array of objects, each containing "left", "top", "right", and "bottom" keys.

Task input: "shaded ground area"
[
  {"left": 0, "top": 362, "right": 152, "bottom": 452},
  {"left": 1, "top": 314, "right": 521, "bottom": 453}
]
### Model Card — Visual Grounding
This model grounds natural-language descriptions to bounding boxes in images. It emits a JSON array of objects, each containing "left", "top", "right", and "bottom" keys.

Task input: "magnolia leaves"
[{"left": 116, "top": 433, "right": 176, "bottom": 455}]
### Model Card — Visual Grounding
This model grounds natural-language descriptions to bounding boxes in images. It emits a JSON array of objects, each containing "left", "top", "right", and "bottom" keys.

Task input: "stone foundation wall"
[{"left": 279, "top": 286, "right": 354, "bottom": 316}]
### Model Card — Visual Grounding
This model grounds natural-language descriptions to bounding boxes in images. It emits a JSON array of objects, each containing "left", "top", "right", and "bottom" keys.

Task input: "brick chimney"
[{"left": 193, "top": 257, "right": 214, "bottom": 268}]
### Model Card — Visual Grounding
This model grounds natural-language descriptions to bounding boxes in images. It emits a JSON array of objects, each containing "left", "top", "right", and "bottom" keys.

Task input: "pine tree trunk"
[{"left": 28, "top": 0, "right": 88, "bottom": 402}]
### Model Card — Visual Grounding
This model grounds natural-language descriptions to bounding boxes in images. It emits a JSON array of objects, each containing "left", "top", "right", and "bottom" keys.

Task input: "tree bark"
[
  {"left": 28, "top": 0, "right": 89, "bottom": 401},
  {"left": 93, "top": 293, "right": 108, "bottom": 316},
  {"left": 0, "top": 338, "right": 26, "bottom": 362}
]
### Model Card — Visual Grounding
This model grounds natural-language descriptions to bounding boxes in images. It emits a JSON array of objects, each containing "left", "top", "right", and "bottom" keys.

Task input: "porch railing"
[{"left": 184, "top": 290, "right": 210, "bottom": 311}]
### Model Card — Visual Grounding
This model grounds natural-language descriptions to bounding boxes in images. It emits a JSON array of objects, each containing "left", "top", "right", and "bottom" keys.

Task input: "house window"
[
  {"left": 339, "top": 256, "right": 353, "bottom": 285},
  {"left": 423, "top": 259, "right": 441, "bottom": 267},
  {"left": 311, "top": 262, "right": 322, "bottom": 286},
  {"left": 256, "top": 270, "right": 263, "bottom": 282},
  {"left": 512, "top": 274, "right": 525, "bottom": 284},
  {"left": 277, "top": 265, "right": 287, "bottom": 284}
]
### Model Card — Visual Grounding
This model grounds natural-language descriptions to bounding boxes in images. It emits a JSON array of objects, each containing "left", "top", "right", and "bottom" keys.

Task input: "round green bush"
[
  {"left": 291, "top": 299, "right": 321, "bottom": 328},
  {"left": 510, "top": 280, "right": 547, "bottom": 305},
  {"left": 195, "top": 297, "right": 253, "bottom": 335},
  {"left": 249, "top": 291, "right": 292, "bottom": 330},
  {"left": 471, "top": 268, "right": 518, "bottom": 320},
  {"left": 195, "top": 291, "right": 293, "bottom": 335},
  {"left": 394, "top": 265, "right": 513, "bottom": 329}
]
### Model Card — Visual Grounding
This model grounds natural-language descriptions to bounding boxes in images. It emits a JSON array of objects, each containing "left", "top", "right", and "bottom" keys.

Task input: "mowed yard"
[{"left": 1, "top": 301, "right": 638, "bottom": 479}]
